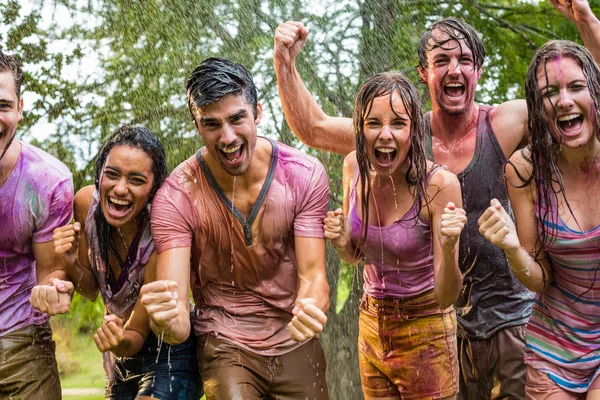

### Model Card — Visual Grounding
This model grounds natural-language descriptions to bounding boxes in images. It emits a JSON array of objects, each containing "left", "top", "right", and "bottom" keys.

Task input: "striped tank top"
[{"left": 526, "top": 193, "right": 600, "bottom": 392}]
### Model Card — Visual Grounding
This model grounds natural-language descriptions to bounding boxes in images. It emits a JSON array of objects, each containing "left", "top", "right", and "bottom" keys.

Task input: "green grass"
[
  {"left": 51, "top": 314, "right": 207, "bottom": 400},
  {"left": 51, "top": 317, "right": 106, "bottom": 400}
]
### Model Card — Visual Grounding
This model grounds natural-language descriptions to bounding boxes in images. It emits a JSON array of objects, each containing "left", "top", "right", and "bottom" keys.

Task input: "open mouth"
[
  {"left": 444, "top": 82, "right": 465, "bottom": 98},
  {"left": 221, "top": 144, "right": 244, "bottom": 163},
  {"left": 374, "top": 147, "right": 397, "bottom": 168},
  {"left": 557, "top": 114, "right": 583, "bottom": 134},
  {"left": 107, "top": 197, "right": 133, "bottom": 217}
]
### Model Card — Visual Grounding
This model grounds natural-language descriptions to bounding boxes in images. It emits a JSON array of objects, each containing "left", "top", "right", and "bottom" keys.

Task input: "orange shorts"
[{"left": 358, "top": 291, "right": 458, "bottom": 399}]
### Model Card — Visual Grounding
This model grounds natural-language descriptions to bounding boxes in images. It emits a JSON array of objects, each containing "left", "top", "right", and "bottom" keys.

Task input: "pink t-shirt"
[
  {"left": 0, "top": 140, "right": 74, "bottom": 336},
  {"left": 152, "top": 139, "right": 329, "bottom": 356}
]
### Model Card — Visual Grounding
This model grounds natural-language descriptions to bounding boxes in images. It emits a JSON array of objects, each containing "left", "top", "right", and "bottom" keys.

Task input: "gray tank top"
[{"left": 425, "top": 105, "right": 533, "bottom": 340}]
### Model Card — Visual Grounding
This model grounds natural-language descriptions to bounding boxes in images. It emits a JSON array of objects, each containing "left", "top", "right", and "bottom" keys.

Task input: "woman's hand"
[
  {"left": 323, "top": 208, "right": 351, "bottom": 250},
  {"left": 439, "top": 202, "right": 467, "bottom": 250},
  {"left": 52, "top": 222, "right": 81, "bottom": 267},
  {"left": 478, "top": 198, "right": 521, "bottom": 252},
  {"left": 94, "top": 314, "right": 126, "bottom": 353}
]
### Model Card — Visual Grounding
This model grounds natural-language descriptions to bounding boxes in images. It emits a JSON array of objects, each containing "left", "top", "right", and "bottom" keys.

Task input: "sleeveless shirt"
[
  {"left": 85, "top": 192, "right": 155, "bottom": 382},
  {"left": 348, "top": 166, "right": 442, "bottom": 299},
  {"left": 85, "top": 191, "right": 154, "bottom": 321},
  {"left": 425, "top": 105, "right": 533, "bottom": 339},
  {"left": 525, "top": 184, "right": 600, "bottom": 392}
]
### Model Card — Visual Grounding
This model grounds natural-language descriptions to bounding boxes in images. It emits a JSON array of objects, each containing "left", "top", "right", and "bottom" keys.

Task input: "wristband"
[{"left": 508, "top": 247, "right": 532, "bottom": 276}]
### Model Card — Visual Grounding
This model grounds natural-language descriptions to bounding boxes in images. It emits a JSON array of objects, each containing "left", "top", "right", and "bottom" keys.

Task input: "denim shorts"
[
  {"left": 358, "top": 290, "right": 458, "bottom": 399},
  {"left": 107, "top": 329, "right": 202, "bottom": 400}
]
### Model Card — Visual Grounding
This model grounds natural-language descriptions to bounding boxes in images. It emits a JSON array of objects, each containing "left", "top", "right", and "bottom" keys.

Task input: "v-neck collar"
[{"left": 196, "top": 138, "right": 279, "bottom": 246}]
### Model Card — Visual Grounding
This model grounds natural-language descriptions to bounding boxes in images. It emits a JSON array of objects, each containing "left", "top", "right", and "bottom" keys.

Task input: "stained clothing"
[
  {"left": 0, "top": 140, "right": 73, "bottom": 336},
  {"left": 348, "top": 166, "right": 441, "bottom": 299},
  {"left": 358, "top": 292, "right": 458, "bottom": 399},
  {"left": 86, "top": 192, "right": 153, "bottom": 322},
  {"left": 86, "top": 194, "right": 200, "bottom": 398},
  {"left": 0, "top": 322, "right": 61, "bottom": 399},
  {"left": 425, "top": 105, "right": 534, "bottom": 340},
  {"left": 526, "top": 365, "right": 600, "bottom": 399},
  {"left": 152, "top": 138, "right": 330, "bottom": 356},
  {"left": 0, "top": 140, "right": 72, "bottom": 399},
  {"left": 348, "top": 165, "right": 458, "bottom": 397},
  {"left": 525, "top": 188, "right": 600, "bottom": 393},
  {"left": 198, "top": 335, "right": 328, "bottom": 400},
  {"left": 457, "top": 324, "right": 527, "bottom": 400}
]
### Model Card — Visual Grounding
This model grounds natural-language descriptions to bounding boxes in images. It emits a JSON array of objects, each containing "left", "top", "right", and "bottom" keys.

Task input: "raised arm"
[
  {"left": 551, "top": 0, "right": 600, "bottom": 62},
  {"left": 478, "top": 150, "right": 553, "bottom": 293},
  {"left": 427, "top": 169, "right": 466, "bottom": 309},
  {"left": 274, "top": 21, "right": 354, "bottom": 155}
]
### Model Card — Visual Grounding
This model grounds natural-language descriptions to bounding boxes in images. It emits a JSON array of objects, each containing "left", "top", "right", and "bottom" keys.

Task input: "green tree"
[{"left": 7, "top": 0, "right": 599, "bottom": 397}]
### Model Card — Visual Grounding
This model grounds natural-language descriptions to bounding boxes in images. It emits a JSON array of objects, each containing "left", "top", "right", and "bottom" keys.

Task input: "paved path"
[{"left": 62, "top": 388, "right": 104, "bottom": 396}]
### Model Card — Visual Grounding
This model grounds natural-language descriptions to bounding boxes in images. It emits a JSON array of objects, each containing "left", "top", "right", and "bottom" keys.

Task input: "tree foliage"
[{"left": 4, "top": 0, "right": 599, "bottom": 397}]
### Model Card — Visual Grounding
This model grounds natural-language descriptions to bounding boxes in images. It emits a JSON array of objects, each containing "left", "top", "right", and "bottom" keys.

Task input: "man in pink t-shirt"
[
  {"left": 0, "top": 50, "right": 74, "bottom": 399},
  {"left": 141, "top": 57, "right": 330, "bottom": 399}
]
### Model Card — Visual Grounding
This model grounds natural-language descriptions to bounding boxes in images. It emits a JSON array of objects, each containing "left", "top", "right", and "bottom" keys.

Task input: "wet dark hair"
[
  {"left": 93, "top": 125, "right": 168, "bottom": 273},
  {"left": 0, "top": 50, "right": 23, "bottom": 99},
  {"left": 353, "top": 71, "right": 429, "bottom": 249},
  {"left": 417, "top": 17, "right": 486, "bottom": 72},
  {"left": 519, "top": 40, "right": 600, "bottom": 289},
  {"left": 186, "top": 57, "right": 258, "bottom": 121}
]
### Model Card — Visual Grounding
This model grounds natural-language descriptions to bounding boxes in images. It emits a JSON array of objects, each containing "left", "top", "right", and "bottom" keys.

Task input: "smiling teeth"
[
  {"left": 223, "top": 145, "right": 241, "bottom": 153},
  {"left": 377, "top": 148, "right": 395, "bottom": 153},
  {"left": 110, "top": 197, "right": 130, "bottom": 205},
  {"left": 558, "top": 114, "right": 581, "bottom": 122}
]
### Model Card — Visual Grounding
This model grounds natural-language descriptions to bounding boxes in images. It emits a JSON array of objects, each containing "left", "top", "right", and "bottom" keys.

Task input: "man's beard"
[{"left": 0, "top": 131, "right": 16, "bottom": 163}]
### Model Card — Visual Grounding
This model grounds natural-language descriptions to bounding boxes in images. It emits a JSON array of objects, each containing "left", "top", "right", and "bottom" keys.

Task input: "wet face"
[
  {"left": 193, "top": 93, "right": 262, "bottom": 176},
  {"left": 363, "top": 93, "right": 412, "bottom": 178},
  {"left": 420, "top": 30, "right": 481, "bottom": 115},
  {"left": 0, "top": 71, "right": 23, "bottom": 162},
  {"left": 537, "top": 56, "right": 595, "bottom": 150},
  {"left": 99, "top": 145, "right": 154, "bottom": 228}
]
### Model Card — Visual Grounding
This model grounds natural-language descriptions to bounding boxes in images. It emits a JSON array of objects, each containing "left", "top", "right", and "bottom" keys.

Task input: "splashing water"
[
  {"left": 231, "top": 176, "right": 236, "bottom": 274},
  {"left": 152, "top": 330, "right": 165, "bottom": 391},
  {"left": 168, "top": 346, "right": 172, "bottom": 393},
  {"left": 389, "top": 176, "right": 398, "bottom": 211}
]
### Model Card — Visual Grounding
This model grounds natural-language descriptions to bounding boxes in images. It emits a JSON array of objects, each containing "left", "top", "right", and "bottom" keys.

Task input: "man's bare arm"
[
  {"left": 274, "top": 21, "right": 354, "bottom": 156},
  {"left": 140, "top": 247, "right": 191, "bottom": 345},
  {"left": 31, "top": 241, "right": 73, "bottom": 315},
  {"left": 288, "top": 236, "right": 329, "bottom": 342}
]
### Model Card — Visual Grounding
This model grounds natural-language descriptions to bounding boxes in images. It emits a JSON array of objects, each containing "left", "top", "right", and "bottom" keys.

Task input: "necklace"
[{"left": 116, "top": 228, "right": 128, "bottom": 251}]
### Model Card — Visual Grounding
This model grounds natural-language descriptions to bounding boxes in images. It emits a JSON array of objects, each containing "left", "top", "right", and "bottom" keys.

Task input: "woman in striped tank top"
[{"left": 478, "top": 38, "right": 600, "bottom": 398}]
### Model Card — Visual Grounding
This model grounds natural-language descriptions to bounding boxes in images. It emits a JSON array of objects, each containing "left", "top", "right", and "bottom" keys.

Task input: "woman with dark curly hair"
[
  {"left": 479, "top": 37, "right": 600, "bottom": 397},
  {"left": 324, "top": 71, "right": 466, "bottom": 399},
  {"left": 49, "top": 126, "right": 201, "bottom": 399}
]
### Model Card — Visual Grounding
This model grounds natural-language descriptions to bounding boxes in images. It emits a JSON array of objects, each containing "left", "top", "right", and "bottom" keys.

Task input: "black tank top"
[{"left": 425, "top": 105, "right": 533, "bottom": 340}]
